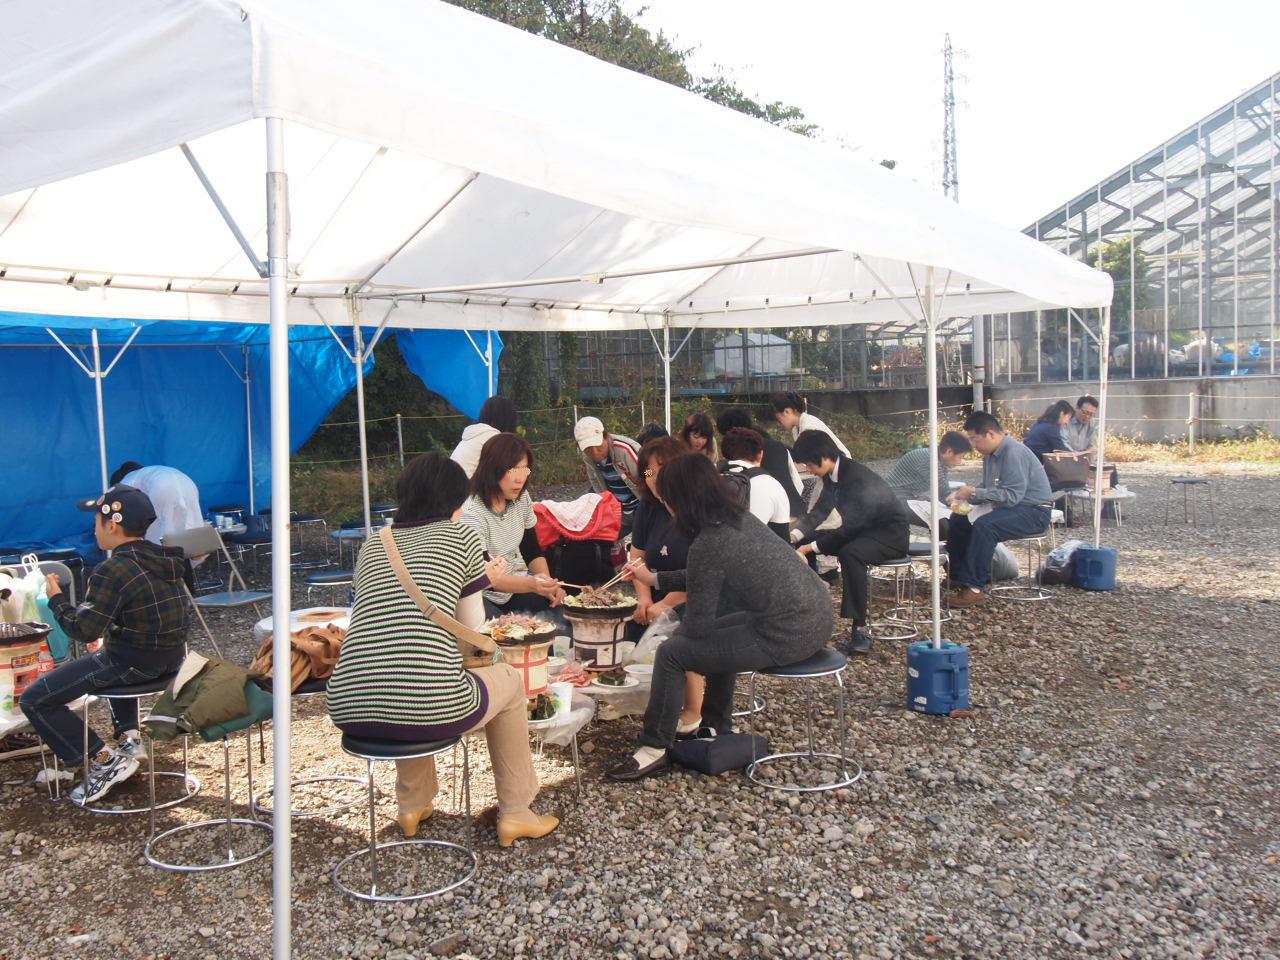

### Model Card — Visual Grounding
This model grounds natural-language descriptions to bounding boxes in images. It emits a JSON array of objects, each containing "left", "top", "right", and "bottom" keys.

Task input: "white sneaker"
[
  {"left": 70, "top": 749, "right": 140, "bottom": 804},
  {"left": 117, "top": 730, "right": 146, "bottom": 762}
]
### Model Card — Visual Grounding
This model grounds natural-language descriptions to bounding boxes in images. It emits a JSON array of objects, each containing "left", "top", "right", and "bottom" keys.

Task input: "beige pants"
[{"left": 394, "top": 663, "right": 539, "bottom": 819}]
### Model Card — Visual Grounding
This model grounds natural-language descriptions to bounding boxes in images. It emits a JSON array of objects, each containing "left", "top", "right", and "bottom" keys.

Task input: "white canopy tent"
[{"left": 1, "top": 1, "right": 1113, "bottom": 953}]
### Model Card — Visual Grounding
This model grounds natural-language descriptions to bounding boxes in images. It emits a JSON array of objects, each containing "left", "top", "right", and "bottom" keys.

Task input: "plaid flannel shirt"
[{"left": 48, "top": 539, "right": 191, "bottom": 668}]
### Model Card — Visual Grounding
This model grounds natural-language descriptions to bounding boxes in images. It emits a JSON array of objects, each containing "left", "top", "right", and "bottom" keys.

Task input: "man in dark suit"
[{"left": 791, "top": 430, "right": 909, "bottom": 654}]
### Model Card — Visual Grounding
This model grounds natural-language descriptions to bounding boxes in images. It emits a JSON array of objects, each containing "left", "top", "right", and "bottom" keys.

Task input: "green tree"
[
  {"left": 1088, "top": 237, "right": 1149, "bottom": 333},
  {"left": 556, "top": 331, "right": 581, "bottom": 401},
  {"left": 499, "top": 331, "right": 550, "bottom": 408}
]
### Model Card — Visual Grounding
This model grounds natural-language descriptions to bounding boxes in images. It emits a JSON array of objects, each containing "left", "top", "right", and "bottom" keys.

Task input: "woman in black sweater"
[{"left": 606, "top": 454, "right": 834, "bottom": 781}]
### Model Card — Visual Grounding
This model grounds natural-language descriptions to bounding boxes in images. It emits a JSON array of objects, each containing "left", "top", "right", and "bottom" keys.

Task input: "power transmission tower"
[{"left": 942, "top": 33, "right": 959, "bottom": 202}]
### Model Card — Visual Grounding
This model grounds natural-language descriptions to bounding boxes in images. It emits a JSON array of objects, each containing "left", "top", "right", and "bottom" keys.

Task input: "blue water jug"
[
  {"left": 1074, "top": 545, "right": 1117, "bottom": 591},
  {"left": 906, "top": 641, "right": 969, "bottom": 715}
]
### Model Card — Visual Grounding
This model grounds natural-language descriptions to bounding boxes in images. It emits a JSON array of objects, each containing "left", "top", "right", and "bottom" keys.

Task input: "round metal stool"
[
  {"left": 745, "top": 648, "right": 861, "bottom": 793},
  {"left": 333, "top": 734, "right": 477, "bottom": 904},
  {"left": 865, "top": 557, "right": 918, "bottom": 641},
  {"left": 253, "top": 678, "right": 366, "bottom": 818},
  {"left": 889, "top": 543, "right": 953, "bottom": 626},
  {"left": 144, "top": 724, "right": 272, "bottom": 873},
  {"left": 989, "top": 535, "right": 1053, "bottom": 602},
  {"left": 78, "top": 676, "right": 200, "bottom": 815},
  {"left": 305, "top": 569, "right": 354, "bottom": 605},
  {"left": 1163, "top": 477, "right": 1216, "bottom": 526},
  {"left": 731, "top": 671, "right": 766, "bottom": 719}
]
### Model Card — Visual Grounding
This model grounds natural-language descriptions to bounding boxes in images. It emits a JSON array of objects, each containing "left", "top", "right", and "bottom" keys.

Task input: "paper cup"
[
  {"left": 553, "top": 635, "right": 572, "bottom": 658},
  {"left": 549, "top": 681, "right": 573, "bottom": 716}
]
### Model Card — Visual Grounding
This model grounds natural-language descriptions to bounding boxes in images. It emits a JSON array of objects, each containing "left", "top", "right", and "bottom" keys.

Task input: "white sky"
[{"left": 636, "top": 0, "right": 1280, "bottom": 230}]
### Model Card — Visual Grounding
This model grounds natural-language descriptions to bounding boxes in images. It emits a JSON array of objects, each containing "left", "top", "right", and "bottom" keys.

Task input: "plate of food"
[
  {"left": 589, "top": 668, "right": 638, "bottom": 691},
  {"left": 526, "top": 692, "right": 558, "bottom": 726},
  {"left": 562, "top": 587, "right": 638, "bottom": 620},
  {"left": 481, "top": 612, "right": 558, "bottom": 645}
]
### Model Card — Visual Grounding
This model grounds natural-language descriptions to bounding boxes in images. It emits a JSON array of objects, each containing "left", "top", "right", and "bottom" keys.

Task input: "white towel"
[{"left": 536, "top": 492, "right": 604, "bottom": 532}]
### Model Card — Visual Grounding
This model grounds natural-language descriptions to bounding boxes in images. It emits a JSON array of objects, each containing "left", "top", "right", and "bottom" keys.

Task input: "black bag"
[
  {"left": 720, "top": 464, "right": 767, "bottom": 509},
  {"left": 546, "top": 538, "right": 615, "bottom": 586},
  {"left": 669, "top": 729, "right": 769, "bottom": 776}
]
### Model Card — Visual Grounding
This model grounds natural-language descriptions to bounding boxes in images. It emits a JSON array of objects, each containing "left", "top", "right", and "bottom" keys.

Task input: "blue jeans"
[
  {"left": 20, "top": 651, "right": 167, "bottom": 766},
  {"left": 948, "top": 505, "right": 1050, "bottom": 589},
  {"left": 640, "top": 611, "right": 788, "bottom": 748}
]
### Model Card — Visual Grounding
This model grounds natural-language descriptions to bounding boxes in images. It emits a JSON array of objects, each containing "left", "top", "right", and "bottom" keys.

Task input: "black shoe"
[
  {"left": 836, "top": 629, "right": 872, "bottom": 656},
  {"left": 605, "top": 751, "right": 671, "bottom": 781}
]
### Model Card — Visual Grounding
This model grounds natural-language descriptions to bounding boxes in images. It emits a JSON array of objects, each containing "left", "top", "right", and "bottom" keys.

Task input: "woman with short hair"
[
  {"left": 461, "top": 433, "right": 565, "bottom": 616},
  {"left": 607, "top": 454, "right": 834, "bottom": 781},
  {"left": 327, "top": 453, "right": 558, "bottom": 846},
  {"left": 677, "top": 412, "right": 719, "bottom": 462}
]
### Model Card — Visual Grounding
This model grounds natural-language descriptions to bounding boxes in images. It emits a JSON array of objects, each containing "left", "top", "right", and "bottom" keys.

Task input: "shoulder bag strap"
[{"left": 378, "top": 526, "right": 495, "bottom": 654}]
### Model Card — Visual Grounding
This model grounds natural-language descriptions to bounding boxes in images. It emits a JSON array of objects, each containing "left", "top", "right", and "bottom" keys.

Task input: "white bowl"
[
  {"left": 623, "top": 663, "right": 653, "bottom": 680},
  {"left": 547, "top": 656, "right": 567, "bottom": 675}
]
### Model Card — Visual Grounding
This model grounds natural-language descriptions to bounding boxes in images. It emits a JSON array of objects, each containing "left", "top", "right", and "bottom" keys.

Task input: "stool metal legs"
[
  {"left": 731, "top": 671, "right": 766, "bottom": 719},
  {"left": 866, "top": 563, "right": 918, "bottom": 642},
  {"left": 990, "top": 538, "right": 1052, "bottom": 602},
  {"left": 745, "top": 671, "right": 861, "bottom": 793},
  {"left": 145, "top": 729, "right": 272, "bottom": 872},
  {"left": 333, "top": 740, "right": 478, "bottom": 903},
  {"left": 79, "top": 697, "right": 199, "bottom": 815}
]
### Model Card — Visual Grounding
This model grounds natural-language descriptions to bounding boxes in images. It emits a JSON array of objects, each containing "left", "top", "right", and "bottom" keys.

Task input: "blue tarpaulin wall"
[{"left": 0, "top": 313, "right": 500, "bottom": 556}]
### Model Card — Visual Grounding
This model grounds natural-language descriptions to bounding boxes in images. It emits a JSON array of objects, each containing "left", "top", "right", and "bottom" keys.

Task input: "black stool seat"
[
  {"left": 877, "top": 555, "right": 913, "bottom": 565},
  {"left": 1171, "top": 477, "right": 1210, "bottom": 485},
  {"left": 99, "top": 674, "right": 177, "bottom": 698},
  {"left": 908, "top": 542, "right": 943, "bottom": 557},
  {"left": 306, "top": 570, "right": 353, "bottom": 585},
  {"left": 370, "top": 503, "right": 398, "bottom": 513},
  {"left": 761, "top": 648, "right": 848, "bottom": 678},
  {"left": 294, "top": 677, "right": 329, "bottom": 696},
  {"left": 341, "top": 733, "right": 459, "bottom": 760},
  {"left": 228, "top": 531, "right": 272, "bottom": 545}
]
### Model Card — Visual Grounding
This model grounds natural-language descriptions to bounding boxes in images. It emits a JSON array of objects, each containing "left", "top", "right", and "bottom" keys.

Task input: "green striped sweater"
[{"left": 327, "top": 520, "right": 488, "bottom": 730}]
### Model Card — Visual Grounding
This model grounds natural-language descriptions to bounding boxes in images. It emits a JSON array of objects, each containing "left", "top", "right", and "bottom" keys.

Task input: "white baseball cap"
[{"left": 573, "top": 416, "right": 606, "bottom": 451}]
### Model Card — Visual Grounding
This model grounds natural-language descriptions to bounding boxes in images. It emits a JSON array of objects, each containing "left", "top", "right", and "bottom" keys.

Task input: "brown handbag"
[
  {"left": 378, "top": 526, "right": 498, "bottom": 669},
  {"left": 1043, "top": 455, "right": 1089, "bottom": 488}
]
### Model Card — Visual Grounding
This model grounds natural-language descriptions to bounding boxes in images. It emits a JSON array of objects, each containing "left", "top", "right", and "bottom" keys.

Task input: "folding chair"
[{"left": 162, "top": 526, "right": 271, "bottom": 658}]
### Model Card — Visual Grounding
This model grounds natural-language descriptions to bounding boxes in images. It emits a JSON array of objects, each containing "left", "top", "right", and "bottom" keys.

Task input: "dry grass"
[{"left": 1102, "top": 431, "right": 1280, "bottom": 464}]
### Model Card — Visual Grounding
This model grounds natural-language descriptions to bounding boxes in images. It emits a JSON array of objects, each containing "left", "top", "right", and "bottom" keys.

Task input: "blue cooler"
[
  {"left": 1074, "top": 545, "right": 1117, "bottom": 591},
  {"left": 906, "top": 641, "right": 969, "bottom": 715}
]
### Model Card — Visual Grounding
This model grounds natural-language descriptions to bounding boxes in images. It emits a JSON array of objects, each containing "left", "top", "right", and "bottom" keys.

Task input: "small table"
[
  {"left": 253, "top": 607, "right": 351, "bottom": 642},
  {"left": 1064, "top": 487, "right": 1136, "bottom": 528},
  {"left": 1, "top": 696, "right": 94, "bottom": 797},
  {"left": 527, "top": 692, "right": 595, "bottom": 799}
]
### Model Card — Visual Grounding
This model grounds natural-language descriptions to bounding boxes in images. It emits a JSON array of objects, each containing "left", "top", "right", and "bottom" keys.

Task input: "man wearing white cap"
[{"left": 574, "top": 416, "right": 641, "bottom": 535}]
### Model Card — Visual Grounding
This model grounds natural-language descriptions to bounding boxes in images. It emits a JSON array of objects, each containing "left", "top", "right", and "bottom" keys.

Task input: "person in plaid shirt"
[{"left": 20, "top": 484, "right": 190, "bottom": 803}]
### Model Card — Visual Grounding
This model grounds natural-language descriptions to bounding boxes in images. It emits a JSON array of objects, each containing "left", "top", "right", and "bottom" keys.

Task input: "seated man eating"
[{"left": 947, "top": 411, "right": 1053, "bottom": 608}]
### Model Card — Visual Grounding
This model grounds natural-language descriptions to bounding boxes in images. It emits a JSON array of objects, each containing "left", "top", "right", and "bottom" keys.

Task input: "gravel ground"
[{"left": 1, "top": 460, "right": 1277, "bottom": 960}]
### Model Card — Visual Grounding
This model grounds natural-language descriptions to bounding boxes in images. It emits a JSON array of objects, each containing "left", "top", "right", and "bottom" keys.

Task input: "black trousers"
[{"left": 834, "top": 522, "right": 909, "bottom": 625}]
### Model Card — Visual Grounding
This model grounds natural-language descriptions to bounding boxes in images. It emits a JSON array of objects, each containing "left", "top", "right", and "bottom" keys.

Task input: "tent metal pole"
[
  {"left": 970, "top": 313, "right": 985, "bottom": 410},
  {"left": 351, "top": 311, "right": 373, "bottom": 534},
  {"left": 923, "top": 269, "right": 943, "bottom": 649},
  {"left": 486, "top": 329, "right": 495, "bottom": 397},
  {"left": 244, "top": 345, "right": 256, "bottom": 515},
  {"left": 663, "top": 319, "right": 672, "bottom": 433},
  {"left": 1092, "top": 306, "right": 1111, "bottom": 549},
  {"left": 265, "top": 115, "right": 293, "bottom": 960},
  {"left": 90, "top": 329, "right": 108, "bottom": 491}
]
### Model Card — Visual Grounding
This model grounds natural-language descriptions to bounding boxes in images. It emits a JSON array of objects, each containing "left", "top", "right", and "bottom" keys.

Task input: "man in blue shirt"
[{"left": 947, "top": 411, "right": 1053, "bottom": 607}]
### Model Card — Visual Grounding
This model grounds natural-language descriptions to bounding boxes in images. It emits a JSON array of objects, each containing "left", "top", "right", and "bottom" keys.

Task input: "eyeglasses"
[{"left": 505, "top": 465, "right": 532, "bottom": 476}]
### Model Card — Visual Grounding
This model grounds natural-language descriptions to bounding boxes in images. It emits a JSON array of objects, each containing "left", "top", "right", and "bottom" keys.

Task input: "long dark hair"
[
  {"left": 477, "top": 396, "right": 518, "bottom": 433},
  {"left": 678, "top": 412, "right": 714, "bottom": 446},
  {"left": 471, "top": 432, "right": 534, "bottom": 507},
  {"left": 1037, "top": 400, "right": 1075, "bottom": 424},
  {"left": 396, "top": 452, "right": 470, "bottom": 523},
  {"left": 655, "top": 452, "right": 745, "bottom": 538},
  {"left": 636, "top": 436, "right": 689, "bottom": 503}
]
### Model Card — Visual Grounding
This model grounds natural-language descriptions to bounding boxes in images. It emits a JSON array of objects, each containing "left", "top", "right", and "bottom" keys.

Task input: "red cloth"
[{"left": 533, "top": 492, "right": 622, "bottom": 549}]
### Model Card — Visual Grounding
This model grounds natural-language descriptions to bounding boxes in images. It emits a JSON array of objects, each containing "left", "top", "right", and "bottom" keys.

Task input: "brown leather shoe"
[
  {"left": 497, "top": 813, "right": 560, "bottom": 848},
  {"left": 395, "top": 805, "right": 434, "bottom": 838},
  {"left": 949, "top": 588, "right": 987, "bottom": 608}
]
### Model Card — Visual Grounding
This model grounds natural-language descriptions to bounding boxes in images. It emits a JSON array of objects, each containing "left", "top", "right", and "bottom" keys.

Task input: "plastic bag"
[
  {"left": 1040, "top": 539, "right": 1085, "bottom": 586},
  {"left": 990, "top": 543, "right": 1019, "bottom": 582},
  {"left": 0, "top": 568, "right": 34, "bottom": 624},
  {"left": 624, "top": 608, "right": 678, "bottom": 665}
]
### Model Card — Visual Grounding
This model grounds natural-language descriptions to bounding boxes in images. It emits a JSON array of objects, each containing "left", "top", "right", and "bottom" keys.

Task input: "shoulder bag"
[{"left": 378, "top": 526, "right": 498, "bottom": 669}]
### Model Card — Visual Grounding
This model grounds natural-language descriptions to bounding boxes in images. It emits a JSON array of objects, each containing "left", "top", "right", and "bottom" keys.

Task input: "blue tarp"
[{"left": 0, "top": 314, "right": 500, "bottom": 555}]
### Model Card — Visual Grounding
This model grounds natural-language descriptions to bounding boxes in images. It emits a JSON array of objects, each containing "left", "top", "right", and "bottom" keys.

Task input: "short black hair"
[
  {"left": 1038, "top": 400, "right": 1075, "bottom": 424},
  {"left": 636, "top": 436, "right": 689, "bottom": 502},
  {"left": 1076, "top": 395, "right": 1099, "bottom": 410},
  {"left": 635, "top": 422, "right": 669, "bottom": 446},
  {"left": 477, "top": 396, "right": 518, "bottom": 434},
  {"left": 471, "top": 432, "right": 534, "bottom": 506},
  {"left": 110, "top": 461, "right": 143, "bottom": 485},
  {"left": 791, "top": 429, "right": 840, "bottom": 466},
  {"left": 395, "top": 452, "right": 470, "bottom": 523},
  {"left": 678, "top": 412, "right": 715, "bottom": 446},
  {"left": 715, "top": 407, "right": 752, "bottom": 435},
  {"left": 769, "top": 392, "right": 807, "bottom": 416},
  {"left": 963, "top": 411, "right": 1003, "bottom": 435},
  {"left": 655, "top": 452, "right": 744, "bottom": 538},
  {"left": 939, "top": 431, "right": 972, "bottom": 456},
  {"left": 720, "top": 427, "right": 763, "bottom": 462}
]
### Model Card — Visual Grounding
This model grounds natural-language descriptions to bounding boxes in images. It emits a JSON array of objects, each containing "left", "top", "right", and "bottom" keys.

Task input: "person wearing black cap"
[{"left": 19, "top": 484, "right": 191, "bottom": 804}]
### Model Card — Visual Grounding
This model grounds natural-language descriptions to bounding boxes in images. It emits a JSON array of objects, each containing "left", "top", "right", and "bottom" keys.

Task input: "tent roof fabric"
[{"left": 0, "top": 0, "right": 1110, "bottom": 335}]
